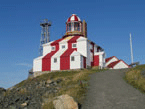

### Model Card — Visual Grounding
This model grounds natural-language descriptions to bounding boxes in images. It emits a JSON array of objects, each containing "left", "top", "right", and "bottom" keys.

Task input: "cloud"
[{"left": 15, "top": 63, "right": 32, "bottom": 67}]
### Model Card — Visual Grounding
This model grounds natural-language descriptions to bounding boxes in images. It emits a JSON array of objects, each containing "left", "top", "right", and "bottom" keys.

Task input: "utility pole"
[{"left": 130, "top": 33, "right": 134, "bottom": 64}]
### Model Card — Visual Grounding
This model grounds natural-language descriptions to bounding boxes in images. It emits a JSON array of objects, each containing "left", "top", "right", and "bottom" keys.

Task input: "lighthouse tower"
[
  {"left": 33, "top": 14, "right": 105, "bottom": 73},
  {"left": 64, "top": 14, "right": 87, "bottom": 38}
]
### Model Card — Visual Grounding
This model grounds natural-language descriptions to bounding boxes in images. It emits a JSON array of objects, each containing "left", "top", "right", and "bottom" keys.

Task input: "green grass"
[
  {"left": 41, "top": 68, "right": 106, "bottom": 109},
  {"left": 124, "top": 64, "right": 145, "bottom": 94},
  {"left": 13, "top": 67, "right": 107, "bottom": 109}
]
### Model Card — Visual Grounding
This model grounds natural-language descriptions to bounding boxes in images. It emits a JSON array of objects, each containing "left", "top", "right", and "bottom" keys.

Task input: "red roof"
[
  {"left": 67, "top": 14, "right": 81, "bottom": 23},
  {"left": 51, "top": 38, "right": 63, "bottom": 45},
  {"left": 61, "top": 49, "right": 76, "bottom": 57},
  {"left": 107, "top": 60, "right": 121, "bottom": 68},
  {"left": 107, "top": 60, "right": 130, "bottom": 68},
  {"left": 43, "top": 38, "right": 63, "bottom": 59},
  {"left": 105, "top": 56, "right": 117, "bottom": 63}
]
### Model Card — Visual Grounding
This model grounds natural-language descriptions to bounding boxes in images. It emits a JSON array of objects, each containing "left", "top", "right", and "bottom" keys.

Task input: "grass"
[
  {"left": 3, "top": 89, "right": 11, "bottom": 96},
  {"left": 40, "top": 68, "right": 106, "bottom": 109},
  {"left": 12, "top": 67, "right": 106, "bottom": 109},
  {"left": 124, "top": 64, "right": 145, "bottom": 94}
]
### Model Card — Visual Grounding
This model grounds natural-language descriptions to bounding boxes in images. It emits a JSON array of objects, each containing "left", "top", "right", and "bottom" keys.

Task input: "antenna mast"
[
  {"left": 39, "top": 19, "right": 51, "bottom": 56},
  {"left": 130, "top": 33, "right": 134, "bottom": 64}
]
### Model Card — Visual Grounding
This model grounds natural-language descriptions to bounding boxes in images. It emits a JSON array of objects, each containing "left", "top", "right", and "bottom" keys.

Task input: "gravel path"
[{"left": 82, "top": 69, "right": 145, "bottom": 109}]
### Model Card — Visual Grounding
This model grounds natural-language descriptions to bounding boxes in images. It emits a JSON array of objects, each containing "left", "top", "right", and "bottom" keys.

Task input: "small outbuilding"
[
  {"left": 106, "top": 56, "right": 130, "bottom": 69},
  {"left": 105, "top": 56, "right": 119, "bottom": 67}
]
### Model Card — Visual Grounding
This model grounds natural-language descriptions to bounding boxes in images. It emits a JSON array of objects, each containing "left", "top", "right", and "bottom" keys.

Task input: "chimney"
[{"left": 82, "top": 20, "right": 87, "bottom": 38}]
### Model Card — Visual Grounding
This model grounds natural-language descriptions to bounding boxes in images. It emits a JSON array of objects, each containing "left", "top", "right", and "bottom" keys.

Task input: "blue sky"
[{"left": 0, "top": 0, "right": 145, "bottom": 89}]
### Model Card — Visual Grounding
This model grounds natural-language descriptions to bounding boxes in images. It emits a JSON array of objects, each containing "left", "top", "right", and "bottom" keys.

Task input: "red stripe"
[
  {"left": 83, "top": 57, "right": 86, "bottom": 68},
  {"left": 107, "top": 60, "right": 121, "bottom": 68},
  {"left": 74, "top": 15, "right": 79, "bottom": 21},
  {"left": 94, "top": 55, "right": 99, "bottom": 66},
  {"left": 42, "top": 38, "right": 63, "bottom": 71},
  {"left": 67, "top": 17, "right": 71, "bottom": 22},
  {"left": 90, "top": 42, "right": 95, "bottom": 66},
  {"left": 60, "top": 36, "right": 80, "bottom": 70},
  {"left": 67, "top": 15, "right": 80, "bottom": 22}
]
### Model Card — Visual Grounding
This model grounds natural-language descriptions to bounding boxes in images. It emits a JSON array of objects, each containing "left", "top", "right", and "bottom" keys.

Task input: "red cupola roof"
[{"left": 66, "top": 14, "right": 81, "bottom": 23}]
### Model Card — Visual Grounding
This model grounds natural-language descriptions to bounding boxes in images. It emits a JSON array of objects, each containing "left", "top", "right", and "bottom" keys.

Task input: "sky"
[{"left": 0, "top": 0, "right": 145, "bottom": 89}]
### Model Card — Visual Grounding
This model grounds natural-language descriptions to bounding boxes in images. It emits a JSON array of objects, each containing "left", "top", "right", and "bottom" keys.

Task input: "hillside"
[
  {"left": 124, "top": 64, "right": 145, "bottom": 94},
  {"left": 0, "top": 67, "right": 105, "bottom": 109}
]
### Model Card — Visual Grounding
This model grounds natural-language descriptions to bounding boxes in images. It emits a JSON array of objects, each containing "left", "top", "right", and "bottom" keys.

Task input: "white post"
[{"left": 130, "top": 33, "right": 134, "bottom": 64}]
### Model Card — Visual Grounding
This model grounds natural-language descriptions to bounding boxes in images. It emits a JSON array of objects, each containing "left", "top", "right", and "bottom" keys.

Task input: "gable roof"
[
  {"left": 107, "top": 60, "right": 130, "bottom": 68},
  {"left": 107, "top": 60, "right": 121, "bottom": 68},
  {"left": 105, "top": 56, "right": 118, "bottom": 63}
]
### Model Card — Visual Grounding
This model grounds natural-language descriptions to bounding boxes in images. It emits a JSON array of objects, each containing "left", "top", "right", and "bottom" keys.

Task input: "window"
[
  {"left": 71, "top": 56, "right": 75, "bottom": 61},
  {"left": 74, "top": 22, "right": 80, "bottom": 31},
  {"left": 54, "top": 58, "right": 57, "bottom": 63},
  {"left": 72, "top": 43, "right": 77, "bottom": 48},
  {"left": 62, "top": 45, "right": 65, "bottom": 49},
  {"left": 51, "top": 46, "right": 55, "bottom": 51},
  {"left": 68, "top": 23, "right": 71, "bottom": 31}
]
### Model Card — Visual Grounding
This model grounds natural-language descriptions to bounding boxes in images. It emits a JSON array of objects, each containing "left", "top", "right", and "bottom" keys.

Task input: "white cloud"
[{"left": 15, "top": 63, "right": 32, "bottom": 67}]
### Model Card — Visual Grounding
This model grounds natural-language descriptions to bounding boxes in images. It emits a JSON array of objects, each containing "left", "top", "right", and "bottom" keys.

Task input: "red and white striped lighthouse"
[{"left": 33, "top": 14, "right": 106, "bottom": 72}]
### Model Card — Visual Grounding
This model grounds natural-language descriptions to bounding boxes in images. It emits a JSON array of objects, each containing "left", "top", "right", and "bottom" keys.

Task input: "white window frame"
[
  {"left": 54, "top": 58, "right": 57, "bottom": 63},
  {"left": 62, "top": 45, "right": 65, "bottom": 49},
  {"left": 51, "top": 46, "right": 55, "bottom": 51},
  {"left": 72, "top": 43, "right": 77, "bottom": 48},
  {"left": 71, "top": 56, "right": 75, "bottom": 61}
]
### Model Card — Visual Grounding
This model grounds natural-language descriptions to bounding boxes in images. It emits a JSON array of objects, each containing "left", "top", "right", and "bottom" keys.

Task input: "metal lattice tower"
[{"left": 39, "top": 19, "right": 51, "bottom": 56}]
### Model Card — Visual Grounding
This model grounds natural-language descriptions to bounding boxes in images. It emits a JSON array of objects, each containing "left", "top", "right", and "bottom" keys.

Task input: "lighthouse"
[{"left": 33, "top": 14, "right": 106, "bottom": 72}]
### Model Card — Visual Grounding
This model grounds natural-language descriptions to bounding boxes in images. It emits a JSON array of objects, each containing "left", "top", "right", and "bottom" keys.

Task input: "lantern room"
[{"left": 66, "top": 14, "right": 83, "bottom": 35}]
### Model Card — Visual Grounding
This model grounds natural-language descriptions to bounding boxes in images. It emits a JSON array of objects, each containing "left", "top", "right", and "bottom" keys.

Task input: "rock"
[
  {"left": 0, "top": 87, "right": 6, "bottom": 93},
  {"left": 56, "top": 86, "right": 62, "bottom": 90},
  {"left": 21, "top": 102, "right": 27, "bottom": 107},
  {"left": 9, "top": 105, "right": 16, "bottom": 109},
  {"left": 50, "top": 81, "right": 57, "bottom": 86},
  {"left": 53, "top": 94, "right": 78, "bottom": 109},
  {"left": 0, "top": 87, "right": 6, "bottom": 98},
  {"left": 47, "top": 79, "right": 52, "bottom": 84},
  {"left": 46, "top": 84, "right": 50, "bottom": 87},
  {"left": 56, "top": 78, "right": 63, "bottom": 84}
]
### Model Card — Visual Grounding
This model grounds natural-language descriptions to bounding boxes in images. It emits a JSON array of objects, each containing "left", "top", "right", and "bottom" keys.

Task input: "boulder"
[
  {"left": 47, "top": 79, "right": 52, "bottom": 84},
  {"left": 0, "top": 87, "right": 6, "bottom": 93},
  {"left": 46, "top": 84, "right": 50, "bottom": 87},
  {"left": 56, "top": 78, "right": 63, "bottom": 84},
  {"left": 53, "top": 94, "right": 78, "bottom": 109},
  {"left": 21, "top": 102, "right": 27, "bottom": 107},
  {"left": 0, "top": 87, "right": 6, "bottom": 97}
]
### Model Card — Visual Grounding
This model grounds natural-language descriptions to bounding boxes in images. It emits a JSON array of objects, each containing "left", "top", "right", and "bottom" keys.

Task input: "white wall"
[
  {"left": 113, "top": 61, "right": 129, "bottom": 69},
  {"left": 33, "top": 56, "right": 42, "bottom": 72},
  {"left": 70, "top": 51, "right": 81, "bottom": 69},
  {"left": 94, "top": 51, "right": 105, "bottom": 68},
  {"left": 51, "top": 40, "right": 68, "bottom": 71},
  {"left": 103, "top": 53, "right": 106, "bottom": 67},
  {"left": 106, "top": 57, "right": 118, "bottom": 67},
  {"left": 94, "top": 45, "right": 97, "bottom": 53},
  {"left": 77, "top": 37, "right": 87, "bottom": 57},
  {"left": 80, "top": 56, "right": 84, "bottom": 68},
  {"left": 51, "top": 57, "right": 60, "bottom": 71},
  {"left": 86, "top": 41, "right": 92, "bottom": 67},
  {"left": 43, "top": 42, "right": 52, "bottom": 56}
]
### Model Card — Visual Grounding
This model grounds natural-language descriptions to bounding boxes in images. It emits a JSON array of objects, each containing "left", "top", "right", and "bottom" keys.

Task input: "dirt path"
[{"left": 82, "top": 69, "right": 145, "bottom": 109}]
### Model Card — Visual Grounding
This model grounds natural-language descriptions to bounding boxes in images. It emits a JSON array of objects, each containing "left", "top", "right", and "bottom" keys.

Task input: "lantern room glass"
[
  {"left": 74, "top": 22, "right": 80, "bottom": 31},
  {"left": 67, "top": 22, "right": 80, "bottom": 32}
]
